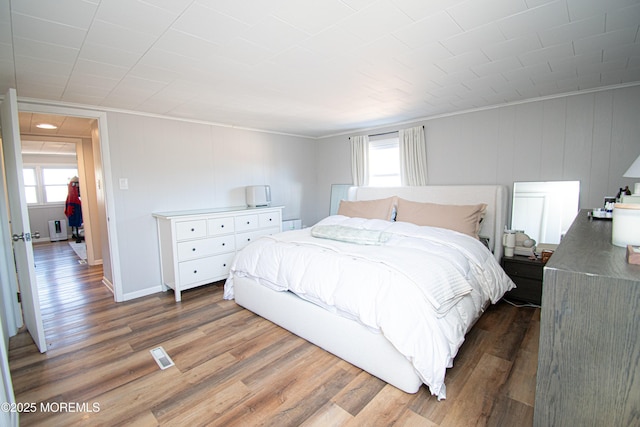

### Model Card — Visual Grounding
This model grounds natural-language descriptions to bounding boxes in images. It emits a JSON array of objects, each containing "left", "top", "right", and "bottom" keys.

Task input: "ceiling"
[
  {"left": 17, "top": 111, "right": 94, "bottom": 155},
  {"left": 20, "top": 138, "right": 77, "bottom": 156},
  {"left": 1, "top": 0, "right": 639, "bottom": 138}
]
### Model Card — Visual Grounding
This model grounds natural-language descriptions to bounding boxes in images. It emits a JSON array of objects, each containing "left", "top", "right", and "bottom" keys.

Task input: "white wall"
[
  {"left": 104, "top": 112, "right": 317, "bottom": 299},
  {"left": 315, "top": 85, "right": 640, "bottom": 224}
]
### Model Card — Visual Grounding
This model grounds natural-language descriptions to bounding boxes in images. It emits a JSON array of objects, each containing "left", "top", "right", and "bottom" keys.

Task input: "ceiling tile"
[
  {"left": 11, "top": 13, "right": 87, "bottom": 49},
  {"left": 481, "top": 33, "right": 542, "bottom": 61},
  {"left": 566, "top": 0, "right": 640, "bottom": 21},
  {"left": 14, "top": 55, "right": 74, "bottom": 79},
  {"left": 85, "top": 19, "right": 158, "bottom": 54},
  {"left": 603, "top": 42, "right": 640, "bottom": 62},
  {"left": 341, "top": 1, "right": 414, "bottom": 42},
  {"left": 238, "top": 15, "right": 309, "bottom": 53},
  {"left": 497, "top": 0, "right": 570, "bottom": 39},
  {"left": 70, "top": 58, "right": 127, "bottom": 81},
  {"left": 392, "top": 0, "right": 467, "bottom": 21},
  {"left": 435, "top": 50, "right": 491, "bottom": 73},
  {"left": 78, "top": 42, "right": 141, "bottom": 69},
  {"left": 172, "top": 3, "right": 250, "bottom": 44},
  {"left": 518, "top": 42, "right": 574, "bottom": 67},
  {"left": 273, "top": 0, "right": 355, "bottom": 34},
  {"left": 549, "top": 51, "right": 601, "bottom": 73},
  {"left": 538, "top": 15, "right": 605, "bottom": 47},
  {"left": 441, "top": 23, "right": 506, "bottom": 55},
  {"left": 447, "top": 0, "right": 528, "bottom": 31},
  {"left": 573, "top": 27, "right": 638, "bottom": 55},
  {"left": 606, "top": 3, "right": 640, "bottom": 31},
  {"left": 195, "top": 0, "right": 287, "bottom": 26},
  {"left": 13, "top": 36, "right": 79, "bottom": 64},
  {"left": 10, "top": 0, "right": 97, "bottom": 29},
  {"left": 471, "top": 56, "right": 523, "bottom": 77},
  {"left": 300, "top": 26, "right": 367, "bottom": 58},
  {"left": 393, "top": 10, "right": 463, "bottom": 49},
  {"left": 94, "top": 0, "right": 183, "bottom": 35}
]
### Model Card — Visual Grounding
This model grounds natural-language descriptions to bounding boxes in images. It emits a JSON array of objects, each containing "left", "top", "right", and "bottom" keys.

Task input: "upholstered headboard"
[{"left": 347, "top": 185, "right": 509, "bottom": 261}]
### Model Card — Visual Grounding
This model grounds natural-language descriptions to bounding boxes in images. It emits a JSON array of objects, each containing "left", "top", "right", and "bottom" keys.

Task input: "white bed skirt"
[{"left": 234, "top": 275, "right": 423, "bottom": 393}]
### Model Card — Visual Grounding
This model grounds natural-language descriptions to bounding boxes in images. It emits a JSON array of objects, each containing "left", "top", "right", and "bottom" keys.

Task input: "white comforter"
[{"left": 224, "top": 215, "right": 514, "bottom": 399}]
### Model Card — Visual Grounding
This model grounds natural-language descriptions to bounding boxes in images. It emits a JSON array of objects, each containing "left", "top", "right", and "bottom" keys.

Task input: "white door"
[
  {"left": 0, "top": 315, "right": 17, "bottom": 426},
  {"left": 0, "top": 89, "right": 46, "bottom": 352}
]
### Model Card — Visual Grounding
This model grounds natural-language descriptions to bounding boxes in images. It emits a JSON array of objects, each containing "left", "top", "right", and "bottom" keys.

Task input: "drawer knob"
[
  {"left": 192, "top": 248, "right": 196, "bottom": 251},
  {"left": 222, "top": 243, "right": 225, "bottom": 246},
  {"left": 247, "top": 238, "right": 251, "bottom": 242},
  {"left": 246, "top": 221, "right": 250, "bottom": 225},
  {"left": 191, "top": 228, "right": 195, "bottom": 232},
  {"left": 223, "top": 263, "right": 227, "bottom": 267},
  {"left": 221, "top": 224, "right": 224, "bottom": 228},
  {"left": 193, "top": 270, "right": 197, "bottom": 274}
]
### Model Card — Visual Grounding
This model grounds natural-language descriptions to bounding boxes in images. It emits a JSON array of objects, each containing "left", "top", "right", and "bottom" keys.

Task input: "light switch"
[{"left": 119, "top": 178, "right": 129, "bottom": 190}]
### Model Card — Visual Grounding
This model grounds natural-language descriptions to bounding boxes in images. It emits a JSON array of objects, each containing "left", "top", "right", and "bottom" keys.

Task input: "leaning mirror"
[{"left": 511, "top": 181, "right": 580, "bottom": 245}]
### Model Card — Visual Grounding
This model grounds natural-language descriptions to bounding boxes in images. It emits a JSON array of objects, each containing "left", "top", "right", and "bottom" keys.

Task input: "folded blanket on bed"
[{"left": 311, "top": 224, "right": 392, "bottom": 245}]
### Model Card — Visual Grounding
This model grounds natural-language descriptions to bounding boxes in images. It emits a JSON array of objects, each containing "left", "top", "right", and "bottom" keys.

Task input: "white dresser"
[{"left": 153, "top": 206, "right": 283, "bottom": 301}]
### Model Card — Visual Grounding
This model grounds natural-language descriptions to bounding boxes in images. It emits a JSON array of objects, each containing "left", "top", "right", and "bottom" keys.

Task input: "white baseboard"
[
  {"left": 102, "top": 277, "right": 114, "bottom": 294},
  {"left": 122, "top": 285, "right": 164, "bottom": 301}
]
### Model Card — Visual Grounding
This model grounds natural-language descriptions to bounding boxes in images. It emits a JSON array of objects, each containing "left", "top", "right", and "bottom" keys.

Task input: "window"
[
  {"left": 23, "top": 168, "right": 38, "bottom": 204},
  {"left": 368, "top": 133, "right": 401, "bottom": 186},
  {"left": 23, "top": 166, "right": 78, "bottom": 205}
]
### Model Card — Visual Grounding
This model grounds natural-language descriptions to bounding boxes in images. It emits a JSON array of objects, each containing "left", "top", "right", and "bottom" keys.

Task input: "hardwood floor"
[{"left": 9, "top": 241, "right": 539, "bottom": 426}]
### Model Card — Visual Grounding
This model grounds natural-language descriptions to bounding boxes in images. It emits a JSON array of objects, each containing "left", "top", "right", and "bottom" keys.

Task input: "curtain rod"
[
  {"left": 368, "top": 130, "right": 398, "bottom": 138},
  {"left": 349, "top": 125, "right": 424, "bottom": 139}
]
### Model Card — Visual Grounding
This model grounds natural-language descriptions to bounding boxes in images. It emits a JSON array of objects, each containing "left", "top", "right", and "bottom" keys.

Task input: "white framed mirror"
[{"left": 511, "top": 181, "right": 580, "bottom": 244}]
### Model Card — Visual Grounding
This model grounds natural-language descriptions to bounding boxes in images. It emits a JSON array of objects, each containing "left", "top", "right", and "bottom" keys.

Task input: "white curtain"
[
  {"left": 350, "top": 135, "right": 369, "bottom": 186},
  {"left": 399, "top": 126, "right": 428, "bottom": 186}
]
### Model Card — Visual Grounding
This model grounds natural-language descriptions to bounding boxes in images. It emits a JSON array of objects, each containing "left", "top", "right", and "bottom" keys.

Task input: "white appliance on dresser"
[{"left": 153, "top": 206, "right": 283, "bottom": 302}]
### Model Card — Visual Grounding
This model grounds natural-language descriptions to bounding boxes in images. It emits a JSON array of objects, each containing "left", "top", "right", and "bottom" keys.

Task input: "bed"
[{"left": 223, "top": 185, "right": 514, "bottom": 399}]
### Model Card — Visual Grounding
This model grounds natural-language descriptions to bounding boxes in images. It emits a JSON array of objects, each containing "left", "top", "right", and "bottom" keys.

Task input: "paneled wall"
[
  {"left": 104, "top": 112, "right": 316, "bottom": 299},
  {"left": 315, "top": 85, "right": 640, "bottom": 226}
]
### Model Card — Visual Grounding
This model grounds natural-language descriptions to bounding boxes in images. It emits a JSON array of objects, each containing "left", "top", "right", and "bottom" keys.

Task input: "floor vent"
[{"left": 150, "top": 346, "right": 175, "bottom": 370}]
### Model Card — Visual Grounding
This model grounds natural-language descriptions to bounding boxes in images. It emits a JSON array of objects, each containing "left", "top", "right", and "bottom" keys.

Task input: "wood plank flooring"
[{"left": 9, "top": 241, "right": 539, "bottom": 426}]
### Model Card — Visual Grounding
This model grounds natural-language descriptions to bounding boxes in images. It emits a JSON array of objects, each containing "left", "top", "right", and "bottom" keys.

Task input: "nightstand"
[{"left": 501, "top": 255, "right": 544, "bottom": 305}]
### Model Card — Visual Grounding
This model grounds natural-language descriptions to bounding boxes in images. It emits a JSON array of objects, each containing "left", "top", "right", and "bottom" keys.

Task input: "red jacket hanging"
[{"left": 65, "top": 180, "right": 83, "bottom": 227}]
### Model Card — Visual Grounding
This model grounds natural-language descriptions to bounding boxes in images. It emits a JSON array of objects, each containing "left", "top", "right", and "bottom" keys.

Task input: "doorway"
[
  {"left": 2, "top": 101, "right": 123, "bottom": 347},
  {"left": 18, "top": 110, "right": 108, "bottom": 273},
  {"left": 19, "top": 115, "right": 101, "bottom": 267},
  {"left": 14, "top": 102, "right": 123, "bottom": 305}
]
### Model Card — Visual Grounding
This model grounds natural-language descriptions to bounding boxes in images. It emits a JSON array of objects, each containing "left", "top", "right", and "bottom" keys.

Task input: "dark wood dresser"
[
  {"left": 534, "top": 210, "right": 640, "bottom": 426},
  {"left": 501, "top": 255, "right": 544, "bottom": 304}
]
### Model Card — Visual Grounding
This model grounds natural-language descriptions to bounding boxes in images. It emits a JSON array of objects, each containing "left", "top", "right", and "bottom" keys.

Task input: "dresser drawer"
[
  {"left": 259, "top": 211, "right": 281, "bottom": 228},
  {"left": 505, "top": 277, "right": 542, "bottom": 305},
  {"left": 235, "top": 214, "right": 259, "bottom": 232},
  {"left": 236, "top": 226, "right": 281, "bottom": 251},
  {"left": 178, "top": 253, "right": 235, "bottom": 286},
  {"left": 177, "top": 235, "right": 235, "bottom": 261},
  {"left": 502, "top": 259, "right": 543, "bottom": 280},
  {"left": 208, "top": 217, "right": 234, "bottom": 235},
  {"left": 176, "top": 220, "right": 207, "bottom": 240}
]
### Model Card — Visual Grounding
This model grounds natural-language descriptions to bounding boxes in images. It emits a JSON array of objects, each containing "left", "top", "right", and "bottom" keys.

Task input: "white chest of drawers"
[{"left": 153, "top": 206, "right": 283, "bottom": 301}]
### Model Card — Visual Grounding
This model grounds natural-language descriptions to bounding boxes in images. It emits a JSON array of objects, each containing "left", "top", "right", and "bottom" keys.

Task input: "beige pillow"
[
  {"left": 396, "top": 198, "right": 487, "bottom": 238},
  {"left": 337, "top": 197, "right": 396, "bottom": 220}
]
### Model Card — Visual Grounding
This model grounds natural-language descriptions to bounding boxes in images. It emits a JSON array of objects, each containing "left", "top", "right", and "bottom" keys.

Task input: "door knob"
[{"left": 12, "top": 231, "right": 39, "bottom": 242}]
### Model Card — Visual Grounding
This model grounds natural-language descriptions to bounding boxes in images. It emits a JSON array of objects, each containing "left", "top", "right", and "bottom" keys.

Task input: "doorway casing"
[{"left": 16, "top": 101, "right": 122, "bottom": 303}]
